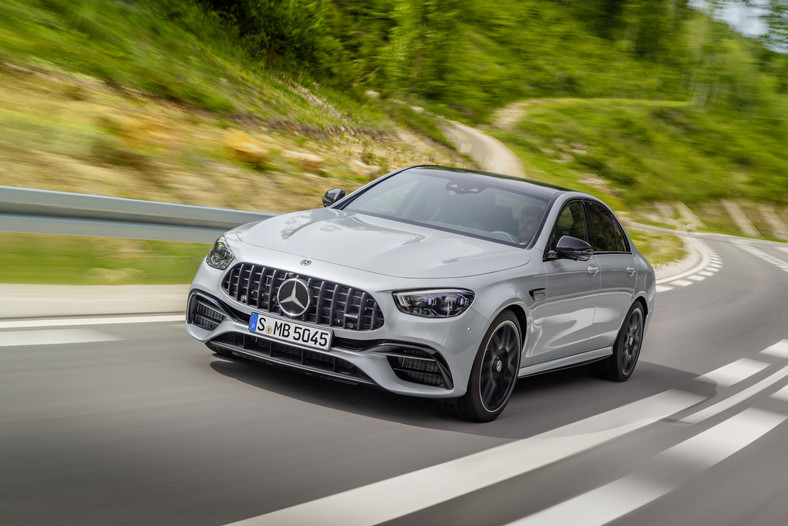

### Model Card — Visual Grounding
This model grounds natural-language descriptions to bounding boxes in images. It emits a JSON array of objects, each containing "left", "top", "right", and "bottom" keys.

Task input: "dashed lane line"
[
  {"left": 762, "top": 339, "right": 788, "bottom": 359},
  {"left": 228, "top": 390, "right": 702, "bottom": 526},
  {"left": 656, "top": 239, "right": 721, "bottom": 294},
  {"left": 733, "top": 240, "right": 788, "bottom": 273},
  {"left": 231, "top": 339, "right": 788, "bottom": 526},
  {"left": 680, "top": 363, "right": 788, "bottom": 425},
  {"left": 508, "top": 408, "right": 786, "bottom": 526},
  {"left": 771, "top": 385, "right": 788, "bottom": 402},
  {"left": 510, "top": 341, "right": 788, "bottom": 525},
  {"left": 698, "top": 358, "right": 770, "bottom": 388},
  {"left": 0, "top": 328, "right": 120, "bottom": 347}
]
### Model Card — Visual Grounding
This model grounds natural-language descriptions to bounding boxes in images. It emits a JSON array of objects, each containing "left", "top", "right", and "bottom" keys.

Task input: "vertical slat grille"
[{"left": 221, "top": 263, "right": 384, "bottom": 331}]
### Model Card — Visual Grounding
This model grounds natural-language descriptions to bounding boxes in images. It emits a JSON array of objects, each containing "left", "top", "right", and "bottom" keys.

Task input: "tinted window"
[
  {"left": 344, "top": 170, "right": 548, "bottom": 246},
  {"left": 587, "top": 202, "right": 628, "bottom": 252},
  {"left": 548, "top": 201, "right": 587, "bottom": 252}
]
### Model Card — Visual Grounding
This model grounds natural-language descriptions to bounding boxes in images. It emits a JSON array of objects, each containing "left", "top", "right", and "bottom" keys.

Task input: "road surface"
[{"left": 1, "top": 235, "right": 787, "bottom": 525}]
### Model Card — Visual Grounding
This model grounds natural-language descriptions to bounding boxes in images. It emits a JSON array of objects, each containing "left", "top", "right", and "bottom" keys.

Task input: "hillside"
[
  {"left": 0, "top": 0, "right": 468, "bottom": 214},
  {"left": 0, "top": 0, "right": 786, "bottom": 285}
]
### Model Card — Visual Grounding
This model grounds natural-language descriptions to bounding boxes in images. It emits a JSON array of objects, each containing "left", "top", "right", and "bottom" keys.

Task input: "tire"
[
  {"left": 592, "top": 302, "right": 644, "bottom": 382},
  {"left": 450, "top": 311, "right": 522, "bottom": 422}
]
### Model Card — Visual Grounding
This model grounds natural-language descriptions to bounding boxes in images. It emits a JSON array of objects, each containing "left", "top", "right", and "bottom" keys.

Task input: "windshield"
[{"left": 342, "top": 169, "right": 549, "bottom": 246}]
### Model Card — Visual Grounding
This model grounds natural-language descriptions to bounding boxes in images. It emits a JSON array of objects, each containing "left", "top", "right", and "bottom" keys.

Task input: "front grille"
[
  {"left": 386, "top": 348, "right": 453, "bottom": 389},
  {"left": 207, "top": 333, "right": 374, "bottom": 385},
  {"left": 222, "top": 263, "right": 384, "bottom": 331},
  {"left": 188, "top": 294, "right": 226, "bottom": 331}
]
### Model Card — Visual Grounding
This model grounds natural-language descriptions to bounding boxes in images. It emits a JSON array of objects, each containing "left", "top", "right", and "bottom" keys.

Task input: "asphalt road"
[{"left": 1, "top": 235, "right": 787, "bottom": 525}]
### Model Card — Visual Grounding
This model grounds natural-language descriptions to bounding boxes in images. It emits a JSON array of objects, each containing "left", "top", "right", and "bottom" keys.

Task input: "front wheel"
[
  {"left": 450, "top": 311, "right": 522, "bottom": 422},
  {"left": 592, "top": 302, "right": 644, "bottom": 381}
]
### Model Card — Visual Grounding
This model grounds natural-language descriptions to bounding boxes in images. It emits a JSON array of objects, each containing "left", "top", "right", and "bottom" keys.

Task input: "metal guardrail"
[{"left": 0, "top": 186, "right": 275, "bottom": 243}]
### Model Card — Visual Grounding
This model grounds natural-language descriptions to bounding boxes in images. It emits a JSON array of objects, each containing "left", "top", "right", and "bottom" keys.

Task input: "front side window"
[
  {"left": 548, "top": 201, "right": 587, "bottom": 252},
  {"left": 586, "top": 201, "right": 629, "bottom": 253}
]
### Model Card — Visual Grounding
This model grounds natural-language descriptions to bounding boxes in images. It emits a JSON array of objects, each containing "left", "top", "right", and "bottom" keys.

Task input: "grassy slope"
[
  {"left": 444, "top": 4, "right": 788, "bottom": 237},
  {"left": 3, "top": 1, "right": 785, "bottom": 284},
  {"left": 0, "top": 0, "right": 468, "bottom": 284}
]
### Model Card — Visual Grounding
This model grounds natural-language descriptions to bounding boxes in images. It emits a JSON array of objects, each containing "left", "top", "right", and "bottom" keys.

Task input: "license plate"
[{"left": 248, "top": 312, "right": 332, "bottom": 351}]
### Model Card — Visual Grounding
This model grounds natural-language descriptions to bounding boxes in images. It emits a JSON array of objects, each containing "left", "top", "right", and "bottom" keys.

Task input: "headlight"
[
  {"left": 206, "top": 237, "right": 235, "bottom": 270},
  {"left": 393, "top": 289, "right": 474, "bottom": 318}
]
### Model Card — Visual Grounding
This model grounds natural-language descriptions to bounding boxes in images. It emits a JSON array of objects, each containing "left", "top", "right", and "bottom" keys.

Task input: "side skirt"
[{"left": 518, "top": 347, "right": 613, "bottom": 378}]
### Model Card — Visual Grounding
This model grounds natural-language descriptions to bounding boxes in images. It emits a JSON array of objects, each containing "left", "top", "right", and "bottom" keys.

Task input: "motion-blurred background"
[{"left": 1, "top": 0, "right": 786, "bottom": 284}]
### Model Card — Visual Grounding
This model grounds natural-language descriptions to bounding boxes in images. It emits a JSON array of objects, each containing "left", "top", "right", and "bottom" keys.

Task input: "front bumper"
[{"left": 185, "top": 259, "right": 489, "bottom": 399}]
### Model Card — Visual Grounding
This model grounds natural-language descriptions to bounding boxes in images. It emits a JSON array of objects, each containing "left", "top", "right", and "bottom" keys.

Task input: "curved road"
[
  {"left": 1, "top": 234, "right": 787, "bottom": 525},
  {"left": 443, "top": 121, "right": 526, "bottom": 178}
]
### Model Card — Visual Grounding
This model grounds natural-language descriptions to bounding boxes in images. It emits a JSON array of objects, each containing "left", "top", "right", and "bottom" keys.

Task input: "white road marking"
[
  {"left": 734, "top": 240, "right": 788, "bottom": 272},
  {"left": 656, "top": 239, "right": 715, "bottom": 285},
  {"left": 761, "top": 339, "right": 788, "bottom": 359},
  {"left": 699, "top": 271, "right": 714, "bottom": 277},
  {"left": 229, "top": 390, "right": 702, "bottom": 526},
  {"left": 681, "top": 364, "right": 788, "bottom": 424},
  {"left": 655, "top": 285, "right": 673, "bottom": 293},
  {"left": 671, "top": 279, "right": 693, "bottom": 287},
  {"left": 0, "top": 329, "right": 120, "bottom": 347},
  {"left": 509, "top": 408, "right": 786, "bottom": 526},
  {"left": 771, "top": 385, "right": 788, "bottom": 402},
  {"left": 688, "top": 275, "right": 706, "bottom": 281},
  {"left": 0, "top": 315, "right": 184, "bottom": 330},
  {"left": 698, "top": 358, "right": 770, "bottom": 387},
  {"left": 508, "top": 478, "right": 670, "bottom": 526}
]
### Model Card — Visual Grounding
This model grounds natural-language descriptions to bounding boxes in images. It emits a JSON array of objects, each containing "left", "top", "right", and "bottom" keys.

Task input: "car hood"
[{"left": 235, "top": 209, "right": 529, "bottom": 279}]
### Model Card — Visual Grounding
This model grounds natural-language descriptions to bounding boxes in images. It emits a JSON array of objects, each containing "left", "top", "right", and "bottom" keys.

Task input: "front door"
[{"left": 528, "top": 200, "right": 600, "bottom": 363}]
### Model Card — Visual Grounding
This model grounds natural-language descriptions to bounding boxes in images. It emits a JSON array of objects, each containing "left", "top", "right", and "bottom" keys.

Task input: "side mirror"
[
  {"left": 554, "top": 235, "right": 593, "bottom": 261},
  {"left": 322, "top": 189, "right": 346, "bottom": 207}
]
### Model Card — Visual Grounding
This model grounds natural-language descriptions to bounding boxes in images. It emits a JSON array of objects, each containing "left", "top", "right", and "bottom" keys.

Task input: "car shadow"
[{"left": 210, "top": 355, "right": 717, "bottom": 440}]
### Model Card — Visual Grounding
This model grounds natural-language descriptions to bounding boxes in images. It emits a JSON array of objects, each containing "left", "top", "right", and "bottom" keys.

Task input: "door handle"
[
  {"left": 626, "top": 266, "right": 636, "bottom": 277},
  {"left": 587, "top": 265, "right": 600, "bottom": 276}
]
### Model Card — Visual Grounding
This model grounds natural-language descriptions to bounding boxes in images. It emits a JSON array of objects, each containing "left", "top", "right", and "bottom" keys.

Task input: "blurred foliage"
[
  {"left": 491, "top": 98, "right": 788, "bottom": 206},
  {"left": 1, "top": 0, "right": 787, "bottom": 218}
]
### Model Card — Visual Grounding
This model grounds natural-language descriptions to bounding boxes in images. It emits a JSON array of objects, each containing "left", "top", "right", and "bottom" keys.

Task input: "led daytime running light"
[{"left": 393, "top": 289, "right": 474, "bottom": 318}]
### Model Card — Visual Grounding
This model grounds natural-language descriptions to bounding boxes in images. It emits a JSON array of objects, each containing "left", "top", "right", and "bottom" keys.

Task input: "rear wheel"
[
  {"left": 450, "top": 311, "right": 522, "bottom": 422},
  {"left": 592, "top": 302, "right": 644, "bottom": 381}
]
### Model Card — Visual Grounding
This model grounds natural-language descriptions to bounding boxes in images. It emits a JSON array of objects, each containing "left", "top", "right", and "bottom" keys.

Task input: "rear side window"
[{"left": 586, "top": 201, "right": 629, "bottom": 253}]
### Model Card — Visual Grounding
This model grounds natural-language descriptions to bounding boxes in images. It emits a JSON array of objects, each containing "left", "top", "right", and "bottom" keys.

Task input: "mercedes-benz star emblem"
[{"left": 277, "top": 278, "right": 311, "bottom": 317}]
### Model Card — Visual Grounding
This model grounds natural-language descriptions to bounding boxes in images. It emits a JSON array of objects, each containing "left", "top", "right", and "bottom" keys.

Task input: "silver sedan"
[{"left": 186, "top": 165, "right": 655, "bottom": 421}]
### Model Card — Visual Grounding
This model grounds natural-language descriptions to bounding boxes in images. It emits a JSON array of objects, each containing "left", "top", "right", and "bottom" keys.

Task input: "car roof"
[{"left": 402, "top": 165, "right": 570, "bottom": 201}]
